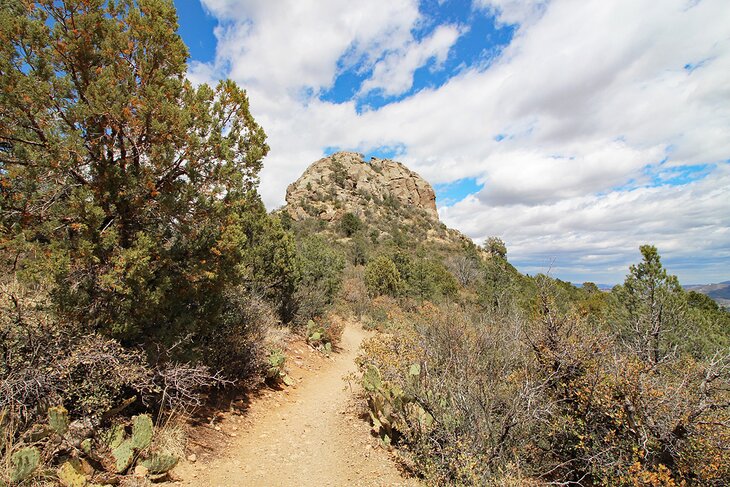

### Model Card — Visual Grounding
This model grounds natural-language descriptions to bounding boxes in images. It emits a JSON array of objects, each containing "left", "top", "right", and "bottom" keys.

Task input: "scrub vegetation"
[{"left": 1, "top": 1, "right": 728, "bottom": 486}]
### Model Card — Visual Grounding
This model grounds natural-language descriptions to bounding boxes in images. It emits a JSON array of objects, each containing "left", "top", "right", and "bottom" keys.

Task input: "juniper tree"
[{"left": 0, "top": 1, "right": 295, "bottom": 355}]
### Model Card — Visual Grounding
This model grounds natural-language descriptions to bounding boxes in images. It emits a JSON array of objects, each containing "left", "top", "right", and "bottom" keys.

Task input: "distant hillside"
[{"left": 685, "top": 281, "right": 730, "bottom": 309}]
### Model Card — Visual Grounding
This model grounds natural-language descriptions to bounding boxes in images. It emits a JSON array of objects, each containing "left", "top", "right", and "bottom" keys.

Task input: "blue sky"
[{"left": 174, "top": 0, "right": 730, "bottom": 285}]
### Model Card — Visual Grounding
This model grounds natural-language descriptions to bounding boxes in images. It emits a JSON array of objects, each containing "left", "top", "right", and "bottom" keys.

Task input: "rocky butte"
[{"left": 283, "top": 151, "right": 472, "bottom": 247}]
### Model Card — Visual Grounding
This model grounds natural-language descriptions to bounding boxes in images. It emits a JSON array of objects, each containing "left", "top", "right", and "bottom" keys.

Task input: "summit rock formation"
[
  {"left": 283, "top": 152, "right": 472, "bottom": 247},
  {"left": 285, "top": 152, "right": 438, "bottom": 222}
]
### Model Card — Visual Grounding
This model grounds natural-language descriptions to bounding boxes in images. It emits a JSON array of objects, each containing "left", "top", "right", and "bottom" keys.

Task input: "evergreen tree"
[
  {"left": 613, "top": 245, "right": 685, "bottom": 364},
  {"left": 484, "top": 236, "right": 507, "bottom": 259},
  {"left": 294, "top": 235, "right": 345, "bottom": 323},
  {"left": 0, "top": 1, "right": 295, "bottom": 356},
  {"left": 365, "top": 255, "right": 401, "bottom": 297},
  {"left": 340, "top": 212, "right": 362, "bottom": 237}
]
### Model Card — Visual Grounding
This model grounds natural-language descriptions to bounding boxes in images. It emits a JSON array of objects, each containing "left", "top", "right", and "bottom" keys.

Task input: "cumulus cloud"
[
  {"left": 359, "top": 24, "right": 463, "bottom": 97},
  {"left": 474, "top": 0, "right": 549, "bottom": 27},
  {"left": 200, "top": 0, "right": 422, "bottom": 97},
  {"left": 191, "top": 0, "right": 730, "bottom": 283},
  {"left": 440, "top": 163, "right": 730, "bottom": 283}
]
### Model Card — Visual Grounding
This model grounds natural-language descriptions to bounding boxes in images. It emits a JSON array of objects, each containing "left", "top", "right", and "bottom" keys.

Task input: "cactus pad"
[
  {"left": 112, "top": 439, "right": 135, "bottom": 473},
  {"left": 48, "top": 405, "right": 70, "bottom": 436},
  {"left": 100, "top": 424, "right": 125, "bottom": 449},
  {"left": 141, "top": 453, "right": 179, "bottom": 474},
  {"left": 57, "top": 459, "right": 88, "bottom": 487},
  {"left": 10, "top": 447, "right": 40, "bottom": 483},
  {"left": 131, "top": 414, "right": 153, "bottom": 450}
]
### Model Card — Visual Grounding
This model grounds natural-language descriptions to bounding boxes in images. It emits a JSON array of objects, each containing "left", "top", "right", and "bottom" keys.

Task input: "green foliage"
[
  {"left": 409, "top": 258, "right": 459, "bottom": 302},
  {"left": 369, "top": 229, "right": 380, "bottom": 244},
  {"left": 612, "top": 245, "right": 686, "bottom": 362},
  {"left": 80, "top": 439, "right": 92, "bottom": 456},
  {"left": 10, "top": 447, "right": 39, "bottom": 483},
  {"left": 100, "top": 424, "right": 126, "bottom": 450},
  {"left": 330, "top": 159, "right": 348, "bottom": 187},
  {"left": 232, "top": 193, "right": 300, "bottom": 322},
  {"left": 107, "top": 414, "right": 158, "bottom": 473},
  {"left": 683, "top": 296, "right": 730, "bottom": 357},
  {"left": 364, "top": 368, "right": 405, "bottom": 445},
  {"left": 340, "top": 212, "right": 362, "bottom": 237},
  {"left": 389, "top": 251, "right": 414, "bottom": 285},
  {"left": 0, "top": 0, "right": 287, "bottom": 386},
  {"left": 350, "top": 236, "right": 369, "bottom": 266},
  {"left": 355, "top": 247, "right": 730, "bottom": 485},
  {"left": 293, "top": 236, "right": 346, "bottom": 324},
  {"left": 192, "top": 290, "right": 273, "bottom": 385},
  {"left": 382, "top": 193, "right": 401, "bottom": 210},
  {"left": 131, "top": 415, "right": 153, "bottom": 451},
  {"left": 306, "top": 318, "right": 343, "bottom": 354},
  {"left": 112, "top": 439, "right": 135, "bottom": 473},
  {"left": 484, "top": 236, "right": 507, "bottom": 258},
  {"left": 266, "top": 349, "right": 295, "bottom": 386},
  {"left": 365, "top": 256, "right": 402, "bottom": 297},
  {"left": 478, "top": 255, "right": 515, "bottom": 314}
]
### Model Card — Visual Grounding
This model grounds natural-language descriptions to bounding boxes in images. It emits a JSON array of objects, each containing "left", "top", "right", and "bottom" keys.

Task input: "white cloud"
[
  {"left": 200, "top": 0, "right": 422, "bottom": 98},
  {"left": 359, "top": 24, "right": 463, "bottom": 97},
  {"left": 474, "top": 0, "right": 549, "bottom": 27},
  {"left": 191, "top": 0, "right": 730, "bottom": 282},
  {"left": 440, "top": 163, "right": 730, "bottom": 283},
  {"left": 474, "top": 141, "right": 665, "bottom": 205}
]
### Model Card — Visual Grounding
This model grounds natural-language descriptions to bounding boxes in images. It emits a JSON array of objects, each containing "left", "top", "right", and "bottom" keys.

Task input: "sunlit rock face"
[{"left": 285, "top": 151, "right": 438, "bottom": 222}]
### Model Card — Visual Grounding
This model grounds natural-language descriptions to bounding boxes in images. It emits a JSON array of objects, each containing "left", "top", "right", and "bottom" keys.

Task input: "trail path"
[{"left": 175, "top": 323, "right": 421, "bottom": 487}]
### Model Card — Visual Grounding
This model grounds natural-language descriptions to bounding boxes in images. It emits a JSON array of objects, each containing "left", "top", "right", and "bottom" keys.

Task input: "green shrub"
[
  {"left": 293, "top": 236, "right": 346, "bottom": 324},
  {"left": 331, "top": 159, "right": 348, "bottom": 187},
  {"left": 306, "top": 315, "right": 345, "bottom": 353},
  {"left": 0, "top": 0, "right": 295, "bottom": 400},
  {"left": 365, "top": 256, "right": 402, "bottom": 297},
  {"left": 340, "top": 212, "right": 362, "bottom": 237},
  {"left": 356, "top": 260, "right": 730, "bottom": 486},
  {"left": 350, "top": 236, "right": 369, "bottom": 265}
]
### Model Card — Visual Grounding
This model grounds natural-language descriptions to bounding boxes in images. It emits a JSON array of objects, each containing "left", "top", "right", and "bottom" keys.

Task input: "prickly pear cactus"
[
  {"left": 57, "top": 458, "right": 87, "bottom": 487},
  {"left": 48, "top": 405, "right": 70, "bottom": 436},
  {"left": 80, "top": 438, "right": 93, "bottom": 456},
  {"left": 361, "top": 365, "right": 414, "bottom": 445},
  {"left": 131, "top": 414, "right": 153, "bottom": 451},
  {"left": 266, "top": 349, "right": 296, "bottom": 386},
  {"left": 408, "top": 363, "right": 421, "bottom": 377},
  {"left": 100, "top": 424, "right": 125, "bottom": 449},
  {"left": 10, "top": 447, "right": 40, "bottom": 483},
  {"left": 362, "top": 365, "right": 383, "bottom": 392},
  {"left": 112, "top": 439, "right": 135, "bottom": 473},
  {"left": 141, "top": 453, "right": 179, "bottom": 474}
]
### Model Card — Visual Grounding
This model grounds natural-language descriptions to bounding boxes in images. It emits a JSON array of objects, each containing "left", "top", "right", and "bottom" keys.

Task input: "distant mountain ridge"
[{"left": 685, "top": 281, "right": 730, "bottom": 309}]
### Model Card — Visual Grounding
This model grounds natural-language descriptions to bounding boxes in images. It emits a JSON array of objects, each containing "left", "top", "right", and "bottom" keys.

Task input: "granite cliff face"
[
  {"left": 283, "top": 151, "right": 471, "bottom": 246},
  {"left": 285, "top": 151, "right": 438, "bottom": 222}
]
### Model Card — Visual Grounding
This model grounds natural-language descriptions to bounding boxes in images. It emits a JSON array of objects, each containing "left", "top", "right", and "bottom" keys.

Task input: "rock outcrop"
[
  {"left": 285, "top": 151, "right": 438, "bottom": 222},
  {"left": 283, "top": 151, "right": 475, "bottom": 248}
]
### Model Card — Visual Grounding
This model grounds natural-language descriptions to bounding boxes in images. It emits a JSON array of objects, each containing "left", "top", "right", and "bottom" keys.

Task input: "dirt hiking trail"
[{"left": 174, "top": 323, "right": 421, "bottom": 487}]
